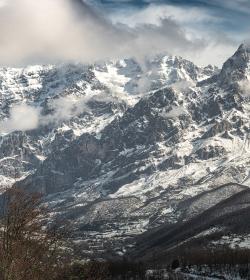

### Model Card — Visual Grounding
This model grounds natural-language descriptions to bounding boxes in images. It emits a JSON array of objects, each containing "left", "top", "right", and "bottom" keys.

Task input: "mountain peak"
[
  {"left": 232, "top": 43, "right": 250, "bottom": 61},
  {"left": 237, "top": 43, "right": 250, "bottom": 53},
  {"left": 215, "top": 44, "right": 250, "bottom": 87}
]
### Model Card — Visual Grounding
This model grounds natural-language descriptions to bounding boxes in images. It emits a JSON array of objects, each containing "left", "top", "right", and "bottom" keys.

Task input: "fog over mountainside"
[{"left": 0, "top": 43, "right": 250, "bottom": 258}]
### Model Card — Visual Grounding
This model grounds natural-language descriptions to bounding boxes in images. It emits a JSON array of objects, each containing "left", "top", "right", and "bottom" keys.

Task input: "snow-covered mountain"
[{"left": 0, "top": 45, "right": 250, "bottom": 258}]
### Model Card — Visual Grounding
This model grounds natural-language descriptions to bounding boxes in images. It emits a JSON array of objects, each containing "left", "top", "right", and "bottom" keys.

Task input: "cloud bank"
[
  {"left": 0, "top": 0, "right": 237, "bottom": 67},
  {"left": 161, "top": 105, "right": 187, "bottom": 119},
  {"left": 0, "top": 92, "right": 118, "bottom": 134},
  {"left": 239, "top": 80, "right": 250, "bottom": 97},
  {"left": 0, "top": 96, "right": 89, "bottom": 134},
  {"left": 0, "top": 104, "right": 40, "bottom": 134}
]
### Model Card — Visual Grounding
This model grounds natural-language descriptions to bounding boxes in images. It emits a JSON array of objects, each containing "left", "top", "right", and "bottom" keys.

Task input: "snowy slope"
[{"left": 0, "top": 46, "right": 250, "bottom": 258}]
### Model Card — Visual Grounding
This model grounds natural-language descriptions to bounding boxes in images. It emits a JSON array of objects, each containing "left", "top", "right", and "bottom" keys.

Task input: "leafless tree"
[{"left": 0, "top": 187, "right": 66, "bottom": 280}]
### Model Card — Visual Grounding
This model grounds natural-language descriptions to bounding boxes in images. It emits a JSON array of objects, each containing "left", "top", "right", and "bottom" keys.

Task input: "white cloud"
[
  {"left": 171, "top": 80, "right": 195, "bottom": 92},
  {"left": 239, "top": 80, "right": 250, "bottom": 96},
  {"left": 0, "top": 0, "right": 125, "bottom": 65},
  {"left": 0, "top": 0, "right": 236, "bottom": 67},
  {"left": 0, "top": 97, "right": 87, "bottom": 134},
  {"left": 161, "top": 105, "right": 187, "bottom": 119},
  {"left": 109, "top": 3, "right": 239, "bottom": 66},
  {"left": 0, "top": 0, "right": 6, "bottom": 8},
  {"left": 110, "top": 4, "right": 220, "bottom": 27},
  {"left": 40, "top": 95, "right": 91, "bottom": 126},
  {"left": 0, "top": 93, "right": 118, "bottom": 134},
  {"left": 0, "top": 104, "right": 40, "bottom": 133}
]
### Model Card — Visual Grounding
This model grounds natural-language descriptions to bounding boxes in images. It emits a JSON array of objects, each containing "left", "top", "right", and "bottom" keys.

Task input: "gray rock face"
[
  {"left": 218, "top": 44, "right": 250, "bottom": 87},
  {"left": 198, "top": 44, "right": 250, "bottom": 89},
  {"left": 195, "top": 145, "right": 226, "bottom": 160},
  {"left": 202, "top": 120, "right": 232, "bottom": 139},
  {"left": 1, "top": 47, "right": 250, "bottom": 258},
  {"left": 18, "top": 87, "right": 190, "bottom": 195}
]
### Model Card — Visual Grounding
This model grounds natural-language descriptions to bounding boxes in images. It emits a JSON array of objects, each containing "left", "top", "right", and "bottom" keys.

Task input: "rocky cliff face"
[{"left": 1, "top": 46, "right": 250, "bottom": 258}]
